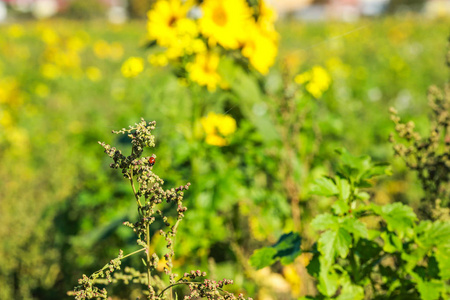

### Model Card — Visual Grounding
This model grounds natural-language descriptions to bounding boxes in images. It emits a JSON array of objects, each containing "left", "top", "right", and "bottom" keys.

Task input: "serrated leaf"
[
  {"left": 311, "top": 177, "right": 339, "bottom": 196},
  {"left": 417, "top": 220, "right": 450, "bottom": 249},
  {"left": 361, "top": 163, "right": 392, "bottom": 180},
  {"left": 318, "top": 228, "right": 351, "bottom": 261},
  {"left": 341, "top": 218, "right": 368, "bottom": 239},
  {"left": 337, "top": 177, "right": 351, "bottom": 201},
  {"left": 317, "top": 268, "right": 339, "bottom": 297},
  {"left": 417, "top": 279, "right": 443, "bottom": 300},
  {"left": 332, "top": 200, "right": 350, "bottom": 215},
  {"left": 355, "top": 191, "right": 370, "bottom": 200},
  {"left": 249, "top": 247, "right": 277, "bottom": 270},
  {"left": 311, "top": 213, "right": 338, "bottom": 231},
  {"left": 380, "top": 202, "right": 416, "bottom": 238},
  {"left": 249, "top": 232, "right": 303, "bottom": 269},
  {"left": 381, "top": 231, "right": 403, "bottom": 253},
  {"left": 273, "top": 232, "right": 302, "bottom": 265},
  {"left": 435, "top": 244, "right": 450, "bottom": 279},
  {"left": 336, "top": 279, "right": 364, "bottom": 300}
]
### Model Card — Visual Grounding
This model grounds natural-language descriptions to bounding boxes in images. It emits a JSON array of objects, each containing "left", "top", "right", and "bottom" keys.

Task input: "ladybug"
[{"left": 149, "top": 156, "right": 155, "bottom": 166}]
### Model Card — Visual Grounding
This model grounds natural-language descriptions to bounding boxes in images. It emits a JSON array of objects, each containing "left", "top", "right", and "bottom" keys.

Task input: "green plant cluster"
[
  {"left": 69, "top": 119, "right": 252, "bottom": 300},
  {"left": 1, "top": 17, "right": 450, "bottom": 299},
  {"left": 250, "top": 149, "right": 450, "bottom": 299}
]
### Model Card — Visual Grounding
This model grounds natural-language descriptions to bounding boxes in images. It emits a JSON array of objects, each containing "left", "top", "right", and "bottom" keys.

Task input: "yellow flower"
[
  {"left": 40, "top": 28, "right": 59, "bottom": 45},
  {"left": 148, "top": 53, "right": 169, "bottom": 67},
  {"left": 241, "top": 23, "right": 278, "bottom": 75},
  {"left": 41, "top": 63, "right": 61, "bottom": 79},
  {"left": 121, "top": 57, "right": 144, "bottom": 78},
  {"left": 199, "top": 0, "right": 252, "bottom": 49},
  {"left": 257, "top": 0, "right": 278, "bottom": 40},
  {"left": 147, "top": 0, "right": 192, "bottom": 47},
  {"left": 295, "top": 66, "right": 331, "bottom": 99},
  {"left": 7, "top": 24, "right": 24, "bottom": 39},
  {"left": 200, "top": 112, "right": 237, "bottom": 146},
  {"left": 186, "top": 52, "right": 223, "bottom": 91},
  {"left": 86, "top": 66, "right": 102, "bottom": 82},
  {"left": 93, "top": 40, "right": 111, "bottom": 59},
  {"left": 34, "top": 83, "right": 50, "bottom": 97}
]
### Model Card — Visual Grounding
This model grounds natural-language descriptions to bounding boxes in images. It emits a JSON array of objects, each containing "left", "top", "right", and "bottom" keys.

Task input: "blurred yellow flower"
[
  {"left": 93, "top": 40, "right": 111, "bottom": 59},
  {"left": 7, "top": 24, "right": 24, "bottom": 39},
  {"left": 147, "top": 0, "right": 192, "bottom": 47},
  {"left": 242, "top": 23, "right": 278, "bottom": 75},
  {"left": 257, "top": 0, "right": 278, "bottom": 39},
  {"left": 295, "top": 66, "right": 331, "bottom": 99},
  {"left": 148, "top": 53, "right": 169, "bottom": 67},
  {"left": 34, "top": 83, "right": 50, "bottom": 97},
  {"left": 93, "top": 40, "right": 124, "bottom": 60},
  {"left": 121, "top": 57, "right": 144, "bottom": 78},
  {"left": 199, "top": 0, "right": 252, "bottom": 49},
  {"left": 0, "top": 110, "right": 13, "bottom": 127},
  {"left": 41, "top": 63, "right": 61, "bottom": 79},
  {"left": 186, "top": 52, "right": 223, "bottom": 91},
  {"left": 66, "top": 36, "right": 85, "bottom": 52},
  {"left": 200, "top": 112, "right": 236, "bottom": 146},
  {"left": 86, "top": 66, "right": 102, "bottom": 82},
  {"left": 40, "top": 28, "right": 59, "bottom": 45}
]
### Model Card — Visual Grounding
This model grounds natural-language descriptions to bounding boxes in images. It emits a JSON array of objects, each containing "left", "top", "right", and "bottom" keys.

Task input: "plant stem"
[
  {"left": 146, "top": 224, "right": 152, "bottom": 296},
  {"left": 130, "top": 168, "right": 143, "bottom": 210},
  {"left": 91, "top": 248, "right": 146, "bottom": 279}
]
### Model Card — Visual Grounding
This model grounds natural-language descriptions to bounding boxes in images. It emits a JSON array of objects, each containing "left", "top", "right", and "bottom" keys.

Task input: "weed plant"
[{"left": 69, "top": 119, "right": 252, "bottom": 300}]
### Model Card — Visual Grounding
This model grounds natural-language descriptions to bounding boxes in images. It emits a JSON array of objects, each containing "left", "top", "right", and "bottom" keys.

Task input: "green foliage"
[
  {"left": 69, "top": 119, "right": 252, "bottom": 300},
  {"left": 389, "top": 47, "right": 450, "bottom": 218},
  {"left": 252, "top": 149, "right": 450, "bottom": 299},
  {"left": 1, "top": 17, "right": 450, "bottom": 299},
  {"left": 249, "top": 232, "right": 302, "bottom": 269}
]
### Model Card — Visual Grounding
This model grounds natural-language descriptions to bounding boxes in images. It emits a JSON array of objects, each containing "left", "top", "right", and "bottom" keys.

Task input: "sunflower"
[
  {"left": 147, "top": 0, "right": 192, "bottom": 47},
  {"left": 241, "top": 23, "right": 278, "bottom": 75},
  {"left": 199, "top": 0, "right": 252, "bottom": 49},
  {"left": 186, "top": 52, "right": 223, "bottom": 91}
]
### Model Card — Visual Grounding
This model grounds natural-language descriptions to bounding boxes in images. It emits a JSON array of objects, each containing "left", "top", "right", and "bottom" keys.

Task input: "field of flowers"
[{"left": 0, "top": 5, "right": 449, "bottom": 299}]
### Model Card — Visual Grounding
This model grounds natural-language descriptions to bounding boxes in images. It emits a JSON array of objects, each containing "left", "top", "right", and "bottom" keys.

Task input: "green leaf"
[
  {"left": 317, "top": 268, "right": 339, "bottom": 297},
  {"left": 337, "top": 177, "right": 351, "bottom": 201},
  {"left": 381, "top": 231, "right": 403, "bottom": 253},
  {"left": 355, "top": 238, "right": 382, "bottom": 262},
  {"left": 417, "top": 220, "right": 450, "bottom": 249},
  {"left": 341, "top": 217, "right": 368, "bottom": 239},
  {"left": 272, "top": 232, "right": 303, "bottom": 265},
  {"left": 311, "top": 213, "right": 338, "bottom": 231},
  {"left": 416, "top": 279, "right": 444, "bottom": 300},
  {"left": 249, "top": 247, "right": 277, "bottom": 270},
  {"left": 318, "top": 228, "right": 351, "bottom": 261},
  {"left": 436, "top": 246, "right": 450, "bottom": 279},
  {"left": 336, "top": 279, "right": 364, "bottom": 300},
  {"left": 380, "top": 202, "right": 416, "bottom": 238},
  {"left": 249, "top": 232, "right": 303, "bottom": 269},
  {"left": 332, "top": 200, "right": 350, "bottom": 215},
  {"left": 355, "top": 191, "right": 370, "bottom": 200},
  {"left": 311, "top": 177, "right": 339, "bottom": 196},
  {"left": 306, "top": 251, "right": 321, "bottom": 277}
]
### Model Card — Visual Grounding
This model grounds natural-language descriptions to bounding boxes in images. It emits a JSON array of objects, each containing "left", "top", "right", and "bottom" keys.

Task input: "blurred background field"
[{"left": 0, "top": 1, "right": 449, "bottom": 299}]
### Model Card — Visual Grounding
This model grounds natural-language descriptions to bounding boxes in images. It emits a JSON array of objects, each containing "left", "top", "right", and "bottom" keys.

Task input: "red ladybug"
[{"left": 149, "top": 156, "right": 155, "bottom": 166}]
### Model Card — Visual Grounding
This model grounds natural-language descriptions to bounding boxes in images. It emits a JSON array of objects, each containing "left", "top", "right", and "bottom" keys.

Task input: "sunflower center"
[
  {"left": 212, "top": 6, "right": 227, "bottom": 26},
  {"left": 168, "top": 15, "right": 177, "bottom": 27}
]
